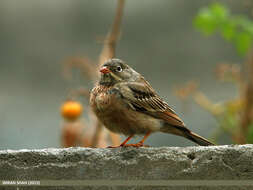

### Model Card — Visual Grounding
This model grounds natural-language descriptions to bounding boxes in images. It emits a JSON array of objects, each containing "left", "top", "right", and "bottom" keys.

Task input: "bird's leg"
[
  {"left": 107, "top": 134, "right": 134, "bottom": 148},
  {"left": 120, "top": 135, "right": 134, "bottom": 146},
  {"left": 123, "top": 132, "right": 151, "bottom": 147}
]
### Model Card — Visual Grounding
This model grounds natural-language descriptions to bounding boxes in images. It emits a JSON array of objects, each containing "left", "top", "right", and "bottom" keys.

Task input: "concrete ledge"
[{"left": 0, "top": 145, "right": 253, "bottom": 189}]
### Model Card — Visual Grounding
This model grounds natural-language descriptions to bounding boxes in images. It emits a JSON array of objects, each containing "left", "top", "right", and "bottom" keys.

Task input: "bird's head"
[{"left": 99, "top": 58, "right": 139, "bottom": 86}]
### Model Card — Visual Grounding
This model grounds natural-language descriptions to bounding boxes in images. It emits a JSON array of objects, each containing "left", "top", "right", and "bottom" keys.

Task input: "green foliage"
[{"left": 194, "top": 3, "right": 253, "bottom": 56}]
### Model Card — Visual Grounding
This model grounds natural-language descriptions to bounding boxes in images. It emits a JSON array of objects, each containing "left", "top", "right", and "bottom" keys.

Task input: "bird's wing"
[{"left": 115, "top": 80, "right": 186, "bottom": 128}]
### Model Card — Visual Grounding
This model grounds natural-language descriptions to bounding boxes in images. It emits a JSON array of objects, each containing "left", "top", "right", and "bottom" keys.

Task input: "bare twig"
[{"left": 193, "top": 92, "right": 224, "bottom": 116}]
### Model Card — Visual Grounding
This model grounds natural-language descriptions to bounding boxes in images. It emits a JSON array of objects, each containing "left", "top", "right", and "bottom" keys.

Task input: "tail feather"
[
  {"left": 161, "top": 125, "right": 214, "bottom": 146},
  {"left": 184, "top": 131, "right": 214, "bottom": 146}
]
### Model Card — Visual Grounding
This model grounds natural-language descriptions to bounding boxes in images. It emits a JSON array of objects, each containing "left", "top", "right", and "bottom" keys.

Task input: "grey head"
[{"left": 99, "top": 58, "right": 140, "bottom": 86}]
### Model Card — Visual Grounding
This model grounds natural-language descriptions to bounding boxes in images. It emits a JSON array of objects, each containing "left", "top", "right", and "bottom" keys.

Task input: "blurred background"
[{"left": 1, "top": 0, "right": 252, "bottom": 149}]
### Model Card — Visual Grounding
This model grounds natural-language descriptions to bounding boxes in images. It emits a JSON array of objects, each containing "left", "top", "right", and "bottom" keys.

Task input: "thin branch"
[{"left": 193, "top": 92, "right": 224, "bottom": 116}]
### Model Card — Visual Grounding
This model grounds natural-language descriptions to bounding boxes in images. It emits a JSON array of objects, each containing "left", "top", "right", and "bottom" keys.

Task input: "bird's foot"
[
  {"left": 107, "top": 145, "right": 121, "bottom": 148},
  {"left": 107, "top": 142, "right": 150, "bottom": 148},
  {"left": 122, "top": 142, "right": 150, "bottom": 147}
]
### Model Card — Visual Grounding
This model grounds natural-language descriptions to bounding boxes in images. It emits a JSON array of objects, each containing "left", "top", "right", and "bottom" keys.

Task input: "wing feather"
[{"left": 114, "top": 79, "right": 186, "bottom": 128}]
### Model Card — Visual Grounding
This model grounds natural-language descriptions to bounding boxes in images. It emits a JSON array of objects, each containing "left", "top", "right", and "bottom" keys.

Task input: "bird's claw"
[
  {"left": 107, "top": 145, "right": 121, "bottom": 148},
  {"left": 107, "top": 142, "right": 150, "bottom": 148},
  {"left": 123, "top": 142, "right": 150, "bottom": 147}
]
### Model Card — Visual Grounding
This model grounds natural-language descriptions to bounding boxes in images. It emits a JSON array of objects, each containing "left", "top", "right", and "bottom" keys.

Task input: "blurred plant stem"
[
  {"left": 62, "top": 0, "right": 125, "bottom": 148},
  {"left": 98, "top": 0, "right": 125, "bottom": 68},
  {"left": 92, "top": 0, "right": 125, "bottom": 147},
  {"left": 239, "top": 51, "right": 253, "bottom": 143}
]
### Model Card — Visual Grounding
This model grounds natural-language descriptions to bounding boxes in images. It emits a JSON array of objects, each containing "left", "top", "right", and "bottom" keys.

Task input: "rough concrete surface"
[{"left": 0, "top": 145, "right": 253, "bottom": 190}]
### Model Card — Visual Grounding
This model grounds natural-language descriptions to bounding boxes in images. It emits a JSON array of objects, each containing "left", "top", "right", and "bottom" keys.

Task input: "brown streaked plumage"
[{"left": 90, "top": 58, "right": 214, "bottom": 147}]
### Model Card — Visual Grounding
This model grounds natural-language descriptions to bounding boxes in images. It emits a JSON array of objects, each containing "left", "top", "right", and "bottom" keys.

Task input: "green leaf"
[
  {"left": 194, "top": 9, "right": 218, "bottom": 35},
  {"left": 194, "top": 2, "right": 253, "bottom": 56},
  {"left": 210, "top": 3, "right": 229, "bottom": 21},
  {"left": 194, "top": 3, "right": 229, "bottom": 35},
  {"left": 221, "top": 21, "right": 236, "bottom": 40},
  {"left": 235, "top": 32, "right": 252, "bottom": 55},
  {"left": 236, "top": 16, "right": 253, "bottom": 34}
]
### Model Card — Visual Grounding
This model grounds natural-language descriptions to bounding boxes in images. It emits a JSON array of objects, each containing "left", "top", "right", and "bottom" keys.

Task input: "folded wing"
[{"left": 115, "top": 78, "right": 186, "bottom": 128}]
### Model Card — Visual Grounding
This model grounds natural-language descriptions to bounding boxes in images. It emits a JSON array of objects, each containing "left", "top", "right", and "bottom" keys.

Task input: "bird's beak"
[{"left": 100, "top": 66, "right": 111, "bottom": 74}]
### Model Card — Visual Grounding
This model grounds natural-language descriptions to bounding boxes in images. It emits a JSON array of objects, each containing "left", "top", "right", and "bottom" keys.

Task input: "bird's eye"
[{"left": 116, "top": 66, "right": 122, "bottom": 72}]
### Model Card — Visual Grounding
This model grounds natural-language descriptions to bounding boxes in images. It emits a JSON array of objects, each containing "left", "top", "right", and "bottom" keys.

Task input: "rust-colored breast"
[
  {"left": 90, "top": 85, "right": 113, "bottom": 112},
  {"left": 90, "top": 85, "right": 125, "bottom": 133},
  {"left": 90, "top": 84, "right": 161, "bottom": 135}
]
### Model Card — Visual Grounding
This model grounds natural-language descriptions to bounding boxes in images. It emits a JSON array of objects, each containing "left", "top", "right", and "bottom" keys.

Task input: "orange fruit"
[{"left": 61, "top": 100, "right": 83, "bottom": 121}]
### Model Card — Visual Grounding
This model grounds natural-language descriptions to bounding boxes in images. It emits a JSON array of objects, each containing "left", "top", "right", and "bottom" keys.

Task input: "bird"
[{"left": 90, "top": 58, "right": 214, "bottom": 147}]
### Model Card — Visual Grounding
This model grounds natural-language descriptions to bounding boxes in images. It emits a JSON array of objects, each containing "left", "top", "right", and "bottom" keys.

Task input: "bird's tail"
[
  {"left": 183, "top": 130, "right": 214, "bottom": 146},
  {"left": 161, "top": 125, "right": 214, "bottom": 146}
]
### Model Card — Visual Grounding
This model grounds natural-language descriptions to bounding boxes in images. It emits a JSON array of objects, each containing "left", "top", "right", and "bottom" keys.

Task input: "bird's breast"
[
  {"left": 90, "top": 85, "right": 162, "bottom": 135},
  {"left": 90, "top": 85, "right": 114, "bottom": 112}
]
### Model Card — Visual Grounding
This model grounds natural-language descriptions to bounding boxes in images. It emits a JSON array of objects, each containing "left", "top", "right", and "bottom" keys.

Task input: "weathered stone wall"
[{"left": 0, "top": 145, "right": 252, "bottom": 190}]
